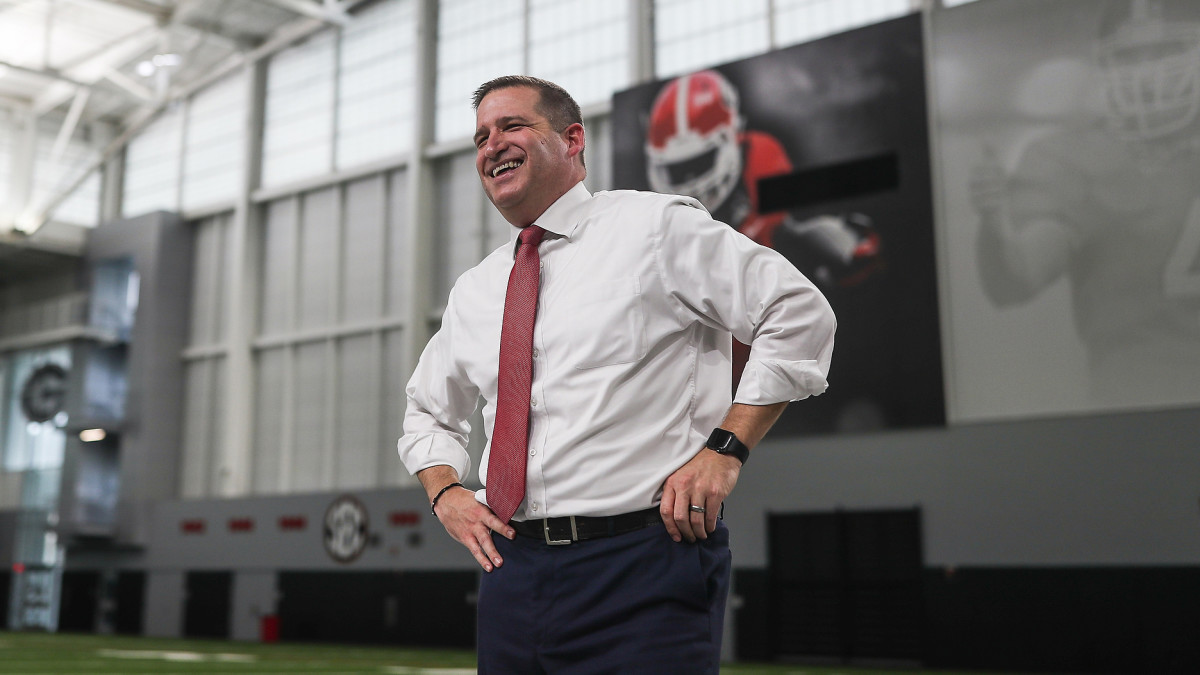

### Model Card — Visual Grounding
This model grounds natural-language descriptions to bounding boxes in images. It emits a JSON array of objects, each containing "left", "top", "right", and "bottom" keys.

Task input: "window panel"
[
  {"left": 183, "top": 72, "right": 246, "bottom": 211},
  {"left": 528, "top": 0, "right": 628, "bottom": 107},
  {"left": 773, "top": 0, "right": 911, "bottom": 48},
  {"left": 336, "top": 0, "right": 415, "bottom": 168},
  {"left": 263, "top": 32, "right": 336, "bottom": 187},
  {"left": 123, "top": 106, "right": 183, "bottom": 217},
  {"left": 33, "top": 122, "right": 101, "bottom": 228},
  {"left": 655, "top": 0, "right": 769, "bottom": 77},
  {"left": 435, "top": 0, "right": 524, "bottom": 142}
]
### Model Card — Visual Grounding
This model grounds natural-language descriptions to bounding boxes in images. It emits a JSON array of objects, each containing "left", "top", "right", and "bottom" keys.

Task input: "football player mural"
[
  {"left": 612, "top": 15, "right": 944, "bottom": 434},
  {"left": 959, "top": 0, "right": 1200, "bottom": 415},
  {"left": 644, "top": 69, "right": 884, "bottom": 293}
]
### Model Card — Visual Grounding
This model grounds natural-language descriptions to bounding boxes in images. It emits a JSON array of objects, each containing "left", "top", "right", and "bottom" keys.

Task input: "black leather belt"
[{"left": 511, "top": 507, "right": 662, "bottom": 545}]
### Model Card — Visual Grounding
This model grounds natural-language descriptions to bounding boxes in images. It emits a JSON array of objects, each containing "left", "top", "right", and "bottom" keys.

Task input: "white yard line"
[{"left": 97, "top": 649, "right": 257, "bottom": 663}]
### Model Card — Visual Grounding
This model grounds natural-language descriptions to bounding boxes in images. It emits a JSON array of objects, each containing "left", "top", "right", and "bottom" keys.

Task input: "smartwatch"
[{"left": 706, "top": 428, "right": 749, "bottom": 466}]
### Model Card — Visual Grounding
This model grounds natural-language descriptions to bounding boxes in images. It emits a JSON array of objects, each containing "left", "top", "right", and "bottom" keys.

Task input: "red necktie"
[{"left": 488, "top": 224, "right": 546, "bottom": 523}]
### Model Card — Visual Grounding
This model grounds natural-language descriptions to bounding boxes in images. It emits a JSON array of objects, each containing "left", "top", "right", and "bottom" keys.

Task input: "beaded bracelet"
[{"left": 430, "top": 482, "right": 465, "bottom": 516}]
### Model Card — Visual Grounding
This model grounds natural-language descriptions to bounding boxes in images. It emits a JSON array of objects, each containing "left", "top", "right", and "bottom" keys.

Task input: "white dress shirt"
[{"left": 398, "top": 182, "right": 835, "bottom": 520}]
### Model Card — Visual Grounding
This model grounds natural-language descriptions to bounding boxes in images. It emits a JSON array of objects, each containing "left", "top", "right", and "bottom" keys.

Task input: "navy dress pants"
[{"left": 477, "top": 519, "right": 731, "bottom": 675}]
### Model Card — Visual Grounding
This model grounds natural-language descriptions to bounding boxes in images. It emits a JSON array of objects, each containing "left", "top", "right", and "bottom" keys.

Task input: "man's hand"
[
  {"left": 661, "top": 402, "right": 788, "bottom": 543},
  {"left": 660, "top": 448, "right": 741, "bottom": 543},
  {"left": 433, "top": 487, "right": 515, "bottom": 573},
  {"left": 420, "top": 466, "right": 514, "bottom": 573}
]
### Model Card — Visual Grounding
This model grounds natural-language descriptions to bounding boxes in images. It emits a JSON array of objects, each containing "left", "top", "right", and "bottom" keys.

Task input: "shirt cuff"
[
  {"left": 396, "top": 433, "right": 473, "bottom": 482},
  {"left": 734, "top": 358, "right": 829, "bottom": 405}
]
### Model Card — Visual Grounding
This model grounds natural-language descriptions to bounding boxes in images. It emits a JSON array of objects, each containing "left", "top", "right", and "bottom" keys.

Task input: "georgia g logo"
[{"left": 323, "top": 495, "right": 369, "bottom": 563}]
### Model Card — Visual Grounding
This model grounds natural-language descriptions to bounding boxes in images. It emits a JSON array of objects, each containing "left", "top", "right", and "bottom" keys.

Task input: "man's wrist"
[
  {"left": 705, "top": 428, "right": 749, "bottom": 466},
  {"left": 430, "top": 482, "right": 465, "bottom": 516}
]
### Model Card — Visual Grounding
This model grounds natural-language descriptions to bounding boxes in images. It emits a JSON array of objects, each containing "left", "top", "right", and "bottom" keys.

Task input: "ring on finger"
[{"left": 689, "top": 504, "right": 706, "bottom": 514}]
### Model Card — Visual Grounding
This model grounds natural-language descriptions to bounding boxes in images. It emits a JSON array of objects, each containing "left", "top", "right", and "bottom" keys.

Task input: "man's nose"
[{"left": 482, "top": 132, "right": 506, "bottom": 158}]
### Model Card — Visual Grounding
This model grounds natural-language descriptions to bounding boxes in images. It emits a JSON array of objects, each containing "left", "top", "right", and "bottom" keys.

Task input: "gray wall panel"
[
  {"left": 291, "top": 342, "right": 329, "bottom": 492},
  {"left": 252, "top": 348, "right": 286, "bottom": 494},
  {"left": 143, "top": 570, "right": 184, "bottom": 638},
  {"left": 260, "top": 198, "right": 298, "bottom": 336},
  {"left": 180, "top": 360, "right": 213, "bottom": 498},
  {"left": 298, "top": 188, "right": 337, "bottom": 330},
  {"left": 335, "top": 334, "right": 378, "bottom": 490},
  {"left": 727, "top": 407, "right": 1200, "bottom": 568},
  {"left": 230, "top": 571, "right": 276, "bottom": 642},
  {"left": 386, "top": 169, "right": 410, "bottom": 319},
  {"left": 342, "top": 176, "right": 386, "bottom": 324},
  {"left": 146, "top": 488, "right": 466, "bottom": 572}
]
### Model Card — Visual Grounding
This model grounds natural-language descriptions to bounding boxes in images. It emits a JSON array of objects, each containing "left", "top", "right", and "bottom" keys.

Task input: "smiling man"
[{"left": 398, "top": 75, "right": 836, "bottom": 674}]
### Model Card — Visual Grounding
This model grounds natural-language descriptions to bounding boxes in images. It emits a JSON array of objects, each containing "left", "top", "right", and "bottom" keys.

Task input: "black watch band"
[{"left": 706, "top": 428, "right": 749, "bottom": 466}]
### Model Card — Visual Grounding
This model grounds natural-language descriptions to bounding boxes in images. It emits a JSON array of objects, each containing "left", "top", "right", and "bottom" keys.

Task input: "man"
[{"left": 398, "top": 75, "right": 835, "bottom": 673}]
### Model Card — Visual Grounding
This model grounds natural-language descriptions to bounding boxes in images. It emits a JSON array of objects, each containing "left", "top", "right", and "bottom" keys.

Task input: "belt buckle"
[{"left": 543, "top": 516, "right": 578, "bottom": 545}]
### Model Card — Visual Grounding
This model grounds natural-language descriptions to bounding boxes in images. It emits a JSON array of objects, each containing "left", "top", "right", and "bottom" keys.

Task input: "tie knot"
[{"left": 520, "top": 225, "right": 546, "bottom": 248}]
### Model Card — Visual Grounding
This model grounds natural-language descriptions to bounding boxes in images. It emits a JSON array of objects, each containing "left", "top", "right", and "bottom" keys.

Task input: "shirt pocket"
[{"left": 566, "top": 275, "right": 646, "bottom": 369}]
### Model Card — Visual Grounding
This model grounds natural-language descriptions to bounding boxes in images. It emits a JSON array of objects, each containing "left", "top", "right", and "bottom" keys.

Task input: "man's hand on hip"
[
  {"left": 660, "top": 448, "right": 741, "bottom": 543},
  {"left": 433, "top": 487, "right": 515, "bottom": 573}
]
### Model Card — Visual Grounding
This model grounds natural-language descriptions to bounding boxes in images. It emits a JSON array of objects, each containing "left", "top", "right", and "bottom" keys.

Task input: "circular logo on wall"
[
  {"left": 323, "top": 495, "right": 369, "bottom": 563},
  {"left": 20, "top": 363, "right": 69, "bottom": 424}
]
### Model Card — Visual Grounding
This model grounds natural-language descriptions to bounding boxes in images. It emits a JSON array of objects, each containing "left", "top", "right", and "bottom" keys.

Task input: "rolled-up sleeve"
[
  {"left": 396, "top": 289, "right": 479, "bottom": 480},
  {"left": 657, "top": 198, "right": 836, "bottom": 404}
]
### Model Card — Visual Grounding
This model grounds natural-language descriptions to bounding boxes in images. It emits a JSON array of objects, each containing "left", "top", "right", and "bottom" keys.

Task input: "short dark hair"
[{"left": 472, "top": 75, "right": 583, "bottom": 134}]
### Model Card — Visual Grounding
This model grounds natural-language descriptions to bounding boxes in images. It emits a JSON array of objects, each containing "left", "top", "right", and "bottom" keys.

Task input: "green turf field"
[{"left": 0, "top": 632, "right": 1022, "bottom": 674}]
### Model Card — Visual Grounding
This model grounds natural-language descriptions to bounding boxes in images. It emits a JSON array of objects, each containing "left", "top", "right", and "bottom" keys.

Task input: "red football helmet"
[{"left": 645, "top": 70, "right": 743, "bottom": 211}]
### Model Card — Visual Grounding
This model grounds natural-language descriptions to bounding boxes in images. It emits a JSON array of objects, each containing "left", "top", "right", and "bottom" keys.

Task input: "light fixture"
[
  {"left": 79, "top": 428, "right": 107, "bottom": 442},
  {"left": 152, "top": 53, "right": 181, "bottom": 67},
  {"left": 136, "top": 60, "right": 155, "bottom": 77}
]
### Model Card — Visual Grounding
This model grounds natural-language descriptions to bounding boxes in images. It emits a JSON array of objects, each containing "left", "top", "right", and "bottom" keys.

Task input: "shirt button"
[
  {"left": 530, "top": 449, "right": 536, "bottom": 456},
  {"left": 531, "top": 502, "right": 538, "bottom": 511},
  {"left": 532, "top": 349, "right": 539, "bottom": 358},
  {"left": 531, "top": 398, "right": 538, "bottom": 408}
]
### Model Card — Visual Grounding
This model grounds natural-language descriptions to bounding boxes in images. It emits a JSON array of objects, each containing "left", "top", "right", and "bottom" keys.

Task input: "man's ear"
[{"left": 564, "top": 122, "right": 585, "bottom": 158}]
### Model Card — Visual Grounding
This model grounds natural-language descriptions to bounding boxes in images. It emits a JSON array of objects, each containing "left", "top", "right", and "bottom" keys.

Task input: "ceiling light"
[
  {"left": 80, "top": 429, "right": 107, "bottom": 442},
  {"left": 136, "top": 60, "right": 155, "bottom": 77},
  {"left": 152, "top": 53, "right": 181, "bottom": 68}
]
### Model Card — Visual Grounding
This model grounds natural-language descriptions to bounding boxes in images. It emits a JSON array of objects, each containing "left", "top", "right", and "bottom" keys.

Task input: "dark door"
[
  {"left": 113, "top": 571, "right": 145, "bottom": 634},
  {"left": 0, "top": 571, "right": 11, "bottom": 630},
  {"left": 183, "top": 571, "right": 232, "bottom": 639},
  {"left": 59, "top": 571, "right": 101, "bottom": 632},
  {"left": 769, "top": 508, "right": 924, "bottom": 664},
  {"left": 278, "top": 571, "right": 476, "bottom": 647}
]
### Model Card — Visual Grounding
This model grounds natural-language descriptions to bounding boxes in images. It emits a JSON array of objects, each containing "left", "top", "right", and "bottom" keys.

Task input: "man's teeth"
[{"left": 492, "top": 160, "right": 522, "bottom": 177}]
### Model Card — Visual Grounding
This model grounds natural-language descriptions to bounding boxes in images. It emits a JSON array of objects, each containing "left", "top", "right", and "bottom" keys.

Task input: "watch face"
[{"left": 20, "top": 363, "right": 69, "bottom": 424}]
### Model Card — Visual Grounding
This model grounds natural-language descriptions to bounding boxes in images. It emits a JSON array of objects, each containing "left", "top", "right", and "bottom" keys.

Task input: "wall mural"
[{"left": 612, "top": 14, "right": 944, "bottom": 435}]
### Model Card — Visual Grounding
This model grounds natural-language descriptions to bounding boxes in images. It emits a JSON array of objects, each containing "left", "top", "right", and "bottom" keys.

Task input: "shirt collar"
[{"left": 508, "top": 181, "right": 591, "bottom": 254}]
